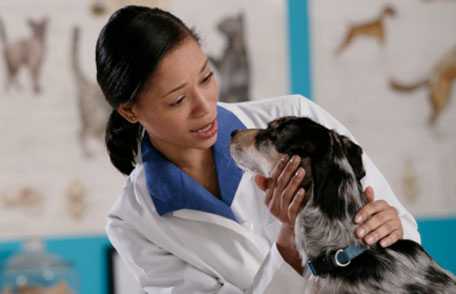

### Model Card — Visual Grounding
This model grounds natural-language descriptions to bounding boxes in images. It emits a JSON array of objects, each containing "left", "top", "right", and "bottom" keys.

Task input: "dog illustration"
[
  {"left": 71, "top": 26, "right": 111, "bottom": 157},
  {"left": 0, "top": 17, "right": 49, "bottom": 94},
  {"left": 390, "top": 46, "right": 456, "bottom": 126},
  {"left": 336, "top": 5, "right": 396, "bottom": 55},
  {"left": 209, "top": 13, "right": 251, "bottom": 103},
  {"left": 230, "top": 116, "right": 456, "bottom": 293}
]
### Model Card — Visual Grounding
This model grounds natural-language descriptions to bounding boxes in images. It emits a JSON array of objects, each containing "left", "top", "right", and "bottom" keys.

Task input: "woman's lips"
[{"left": 190, "top": 119, "right": 218, "bottom": 139}]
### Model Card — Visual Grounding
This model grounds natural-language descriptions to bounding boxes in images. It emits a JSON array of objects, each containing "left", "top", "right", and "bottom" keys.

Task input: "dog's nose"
[{"left": 231, "top": 129, "right": 239, "bottom": 138}]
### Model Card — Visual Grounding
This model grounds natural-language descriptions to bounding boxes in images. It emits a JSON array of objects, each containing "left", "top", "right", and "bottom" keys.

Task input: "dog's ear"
[
  {"left": 312, "top": 158, "right": 349, "bottom": 219},
  {"left": 340, "top": 135, "right": 366, "bottom": 181},
  {"left": 288, "top": 141, "right": 317, "bottom": 158},
  {"left": 276, "top": 117, "right": 330, "bottom": 159}
]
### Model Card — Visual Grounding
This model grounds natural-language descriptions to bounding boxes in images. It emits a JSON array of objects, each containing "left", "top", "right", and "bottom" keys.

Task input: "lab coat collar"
[{"left": 141, "top": 105, "right": 246, "bottom": 221}]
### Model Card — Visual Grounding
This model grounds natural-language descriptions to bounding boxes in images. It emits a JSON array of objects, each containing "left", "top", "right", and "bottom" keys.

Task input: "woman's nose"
[
  {"left": 192, "top": 90, "right": 211, "bottom": 116},
  {"left": 231, "top": 129, "right": 239, "bottom": 138}
]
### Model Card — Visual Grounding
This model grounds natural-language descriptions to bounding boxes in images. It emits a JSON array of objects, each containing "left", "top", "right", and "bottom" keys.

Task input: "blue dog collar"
[{"left": 307, "top": 244, "right": 368, "bottom": 276}]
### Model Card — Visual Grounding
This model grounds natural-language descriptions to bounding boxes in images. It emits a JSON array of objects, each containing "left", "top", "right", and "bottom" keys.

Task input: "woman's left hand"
[{"left": 354, "top": 186, "right": 404, "bottom": 247}]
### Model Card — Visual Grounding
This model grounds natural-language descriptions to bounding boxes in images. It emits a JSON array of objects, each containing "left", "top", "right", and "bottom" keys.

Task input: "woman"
[{"left": 96, "top": 6, "right": 420, "bottom": 293}]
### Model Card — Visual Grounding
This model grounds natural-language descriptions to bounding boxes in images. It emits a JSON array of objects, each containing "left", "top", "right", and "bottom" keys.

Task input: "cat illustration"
[{"left": 0, "top": 17, "right": 49, "bottom": 94}]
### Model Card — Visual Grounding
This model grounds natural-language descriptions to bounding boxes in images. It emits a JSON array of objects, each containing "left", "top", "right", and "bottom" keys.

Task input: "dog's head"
[{"left": 230, "top": 116, "right": 366, "bottom": 219}]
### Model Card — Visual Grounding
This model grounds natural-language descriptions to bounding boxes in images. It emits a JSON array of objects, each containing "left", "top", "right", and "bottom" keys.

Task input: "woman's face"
[{"left": 129, "top": 38, "right": 220, "bottom": 151}]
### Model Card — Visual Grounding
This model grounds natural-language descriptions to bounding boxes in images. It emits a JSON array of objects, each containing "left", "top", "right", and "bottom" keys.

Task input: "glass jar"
[{"left": 1, "top": 238, "right": 78, "bottom": 294}]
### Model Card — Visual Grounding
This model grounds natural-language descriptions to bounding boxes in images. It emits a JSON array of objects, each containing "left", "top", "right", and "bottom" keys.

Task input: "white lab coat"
[{"left": 106, "top": 95, "right": 421, "bottom": 294}]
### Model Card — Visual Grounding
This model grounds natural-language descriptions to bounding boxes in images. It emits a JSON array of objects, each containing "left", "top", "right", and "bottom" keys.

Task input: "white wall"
[{"left": 310, "top": 0, "right": 456, "bottom": 217}]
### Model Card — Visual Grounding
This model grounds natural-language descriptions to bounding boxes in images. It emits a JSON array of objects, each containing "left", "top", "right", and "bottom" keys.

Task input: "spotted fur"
[{"left": 230, "top": 116, "right": 456, "bottom": 293}]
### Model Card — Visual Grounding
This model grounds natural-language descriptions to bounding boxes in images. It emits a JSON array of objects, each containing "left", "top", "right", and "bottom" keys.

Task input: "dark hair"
[{"left": 96, "top": 6, "right": 198, "bottom": 175}]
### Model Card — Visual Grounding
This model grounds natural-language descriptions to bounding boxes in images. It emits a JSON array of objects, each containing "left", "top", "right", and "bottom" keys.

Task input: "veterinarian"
[{"left": 96, "top": 6, "right": 421, "bottom": 293}]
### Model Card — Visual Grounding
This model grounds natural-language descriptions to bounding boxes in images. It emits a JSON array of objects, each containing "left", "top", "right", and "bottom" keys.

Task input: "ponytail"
[{"left": 105, "top": 110, "right": 142, "bottom": 175}]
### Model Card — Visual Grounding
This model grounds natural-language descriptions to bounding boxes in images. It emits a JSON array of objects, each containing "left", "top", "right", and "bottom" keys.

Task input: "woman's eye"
[
  {"left": 201, "top": 72, "right": 213, "bottom": 84},
  {"left": 170, "top": 96, "right": 185, "bottom": 106}
]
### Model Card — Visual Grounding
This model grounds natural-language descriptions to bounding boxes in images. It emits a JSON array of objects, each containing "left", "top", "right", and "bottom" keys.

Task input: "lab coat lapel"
[
  {"left": 212, "top": 105, "right": 245, "bottom": 207},
  {"left": 171, "top": 209, "right": 261, "bottom": 245}
]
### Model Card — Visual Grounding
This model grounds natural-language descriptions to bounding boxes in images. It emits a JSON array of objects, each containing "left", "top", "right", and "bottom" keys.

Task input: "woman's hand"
[
  {"left": 255, "top": 154, "right": 307, "bottom": 273},
  {"left": 255, "top": 155, "right": 307, "bottom": 229},
  {"left": 355, "top": 186, "right": 404, "bottom": 247}
]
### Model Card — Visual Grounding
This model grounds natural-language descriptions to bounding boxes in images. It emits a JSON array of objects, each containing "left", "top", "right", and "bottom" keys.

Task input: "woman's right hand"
[{"left": 255, "top": 154, "right": 307, "bottom": 229}]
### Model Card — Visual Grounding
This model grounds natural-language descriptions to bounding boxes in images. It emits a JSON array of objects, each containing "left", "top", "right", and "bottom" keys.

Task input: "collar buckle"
[
  {"left": 307, "top": 244, "right": 367, "bottom": 277},
  {"left": 334, "top": 248, "right": 351, "bottom": 267}
]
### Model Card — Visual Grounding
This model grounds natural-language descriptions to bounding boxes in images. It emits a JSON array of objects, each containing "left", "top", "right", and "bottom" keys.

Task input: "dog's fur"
[
  {"left": 230, "top": 116, "right": 456, "bottom": 293},
  {"left": 390, "top": 46, "right": 456, "bottom": 126},
  {"left": 0, "top": 17, "right": 49, "bottom": 94},
  {"left": 336, "top": 5, "right": 396, "bottom": 55}
]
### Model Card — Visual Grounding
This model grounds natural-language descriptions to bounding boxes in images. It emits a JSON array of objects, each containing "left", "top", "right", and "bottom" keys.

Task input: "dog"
[
  {"left": 336, "top": 5, "right": 396, "bottom": 55},
  {"left": 390, "top": 46, "right": 456, "bottom": 126},
  {"left": 0, "top": 17, "right": 49, "bottom": 94},
  {"left": 230, "top": 116, "right": 456, "bottom": 293}
]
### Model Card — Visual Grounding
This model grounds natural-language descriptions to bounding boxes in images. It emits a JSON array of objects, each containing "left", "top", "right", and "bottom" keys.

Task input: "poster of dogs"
[
  {"left": 0, "top": 0, "right": 289, "bottom": 240},
  {"left": 310, "top": 0, "right": 456, "bottom": 217}
]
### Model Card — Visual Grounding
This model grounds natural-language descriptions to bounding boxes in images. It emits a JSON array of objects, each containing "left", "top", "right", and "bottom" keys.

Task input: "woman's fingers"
[
  {"left": 379, "top": 229, "right": 403, "bottom": 247},
  {"left": 281, "top": 167, "right": 305, "bottom": 211},
  {"left": 363, "top": 186, "right": 375, "bottom": 203},
  {"left": 361, "top": 218, "right": 401, "bottom": 245},
  {"left": 354, "top": 186, "right": 375, "bottom": 223},
  {"left": 271, "top": 155, "right": 289, "bottom": 184},
  {"left": 356, "top": 205, "right": 398, "bottom": 238},
  {"left": 276, "top": 155, "right": 301, "bottom": 192},
  {"left": 288, "top": 188, "right": 306, "bottom": 224},
  {"left": 355, "top": 192, "right": 404, "bottom": 247},
  {"left": 262, "top": 154, "right": 306, "bottom": 226},
  {"left": 264, "top": 155, "right": 288, "bottom": 204},
  {"left": 355, "top": 198, "right": 388, "bottom": 224}
]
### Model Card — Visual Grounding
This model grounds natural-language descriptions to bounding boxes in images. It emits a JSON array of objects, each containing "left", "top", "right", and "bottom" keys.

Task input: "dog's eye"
[{"left": 256, "top": 130, "right": 268, "bottom": 142}]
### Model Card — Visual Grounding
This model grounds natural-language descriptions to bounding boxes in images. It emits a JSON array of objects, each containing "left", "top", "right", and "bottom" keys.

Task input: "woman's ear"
[{"left": 117, "top": 103, "right": 138, "bottom": 124}]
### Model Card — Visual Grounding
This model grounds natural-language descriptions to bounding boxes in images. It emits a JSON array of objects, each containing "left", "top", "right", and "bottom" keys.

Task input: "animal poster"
[
  {"left": 167, "top": 0, "right": 289, "bottom": 101},
  {"left": 0, "top": 0, "right": 289, "bottom": 240},
  {"left": 309, "top": 0, "right": 456, "bottom": 217}
]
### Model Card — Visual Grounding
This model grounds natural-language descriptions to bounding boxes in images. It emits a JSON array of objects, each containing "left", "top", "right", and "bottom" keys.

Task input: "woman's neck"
[
  {"left": 148, "top": 134, "right": 220, "bottom": 197},
  {"left": 148, "top": 134, "right": 213, "bottom": 171}
]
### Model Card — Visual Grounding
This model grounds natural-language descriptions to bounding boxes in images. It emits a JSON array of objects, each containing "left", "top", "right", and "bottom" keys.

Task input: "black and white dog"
[{"left": 230, "top": 116, "right": 456, "bottom": 293}]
